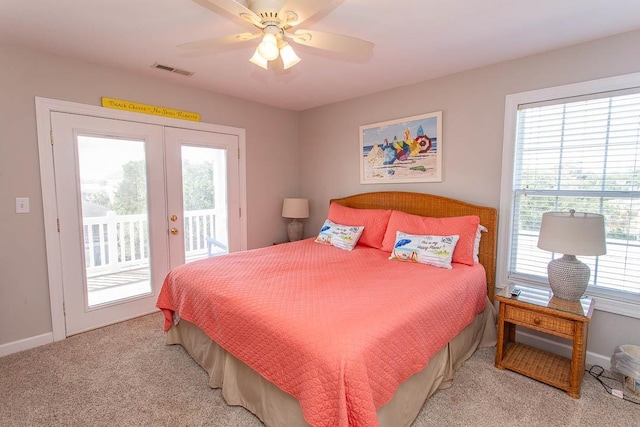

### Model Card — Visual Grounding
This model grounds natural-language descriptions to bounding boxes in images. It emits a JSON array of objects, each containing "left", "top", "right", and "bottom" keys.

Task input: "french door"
[
  {"left": 48, "top": 110, "right": 242, "bottom": 336},
  {"left": 165, "top": 127, "right": 241, "bottom": 265}
]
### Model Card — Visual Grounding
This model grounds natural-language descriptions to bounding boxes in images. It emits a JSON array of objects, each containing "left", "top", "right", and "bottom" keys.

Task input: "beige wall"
[
  {"left": 298, "top": 30, "right": 640, "bottom": 360},
  {"left": 2, "top": 29, "right": 640, "bottom": 360},
  {"left": 0, "top": 42, "right": 299, "bottom": 345}
]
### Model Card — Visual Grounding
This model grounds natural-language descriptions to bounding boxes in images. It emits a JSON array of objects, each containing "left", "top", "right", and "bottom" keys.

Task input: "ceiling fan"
[{"left": 180, "top": 0, "right": 374, "bottom": 70}]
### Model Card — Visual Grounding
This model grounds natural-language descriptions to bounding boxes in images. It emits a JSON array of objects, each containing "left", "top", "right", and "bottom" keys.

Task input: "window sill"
[{"left": 581, "top": 291, "right": 640, "bottom": 319}]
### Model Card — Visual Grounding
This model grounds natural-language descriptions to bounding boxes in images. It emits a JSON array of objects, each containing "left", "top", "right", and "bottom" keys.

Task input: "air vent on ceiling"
[{"left": 151, "top": 62, "right": 194, "bottom": 76}]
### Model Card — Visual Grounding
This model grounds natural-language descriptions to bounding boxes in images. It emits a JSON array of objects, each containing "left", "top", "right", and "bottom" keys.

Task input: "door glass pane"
[
  {"left": 181, "top": 146, "right": 228, "bottom": 262},
  {"left": 77, "top": 136, "right": 152, "bottom": 307}
]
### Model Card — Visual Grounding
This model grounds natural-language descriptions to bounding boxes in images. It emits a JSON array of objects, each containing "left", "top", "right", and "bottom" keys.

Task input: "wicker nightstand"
[{"left": 495, "top": 284, "right": 595, "bottom": 398}]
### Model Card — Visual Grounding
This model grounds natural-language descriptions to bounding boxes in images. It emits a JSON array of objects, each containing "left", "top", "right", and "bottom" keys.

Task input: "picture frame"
[{"left": 360, "top": 111, "right": 442, "bottom": 184}]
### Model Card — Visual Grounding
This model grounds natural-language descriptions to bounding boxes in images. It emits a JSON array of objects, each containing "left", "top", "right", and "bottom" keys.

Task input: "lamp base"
[
  {"left": 547, "top": 254, "right": 590, "bottom": 301},
  {"left": 287, "top": 219, "right": 303, "bottom": 242}
]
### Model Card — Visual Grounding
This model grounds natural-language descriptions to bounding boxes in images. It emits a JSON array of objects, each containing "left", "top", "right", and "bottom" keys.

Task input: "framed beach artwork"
[{"left": 360, "top": 111, "right": 442, "bottom": 184}]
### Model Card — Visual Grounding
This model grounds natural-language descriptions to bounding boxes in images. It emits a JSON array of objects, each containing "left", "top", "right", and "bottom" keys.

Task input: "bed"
[{"left": 157, "top": 191, "right": 498, "bottom": 427}]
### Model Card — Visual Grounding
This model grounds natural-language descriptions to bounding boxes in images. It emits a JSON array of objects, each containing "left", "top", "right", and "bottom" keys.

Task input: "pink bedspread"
[{"left": 157, "top": 239, "right": 487, "bottom": 427}]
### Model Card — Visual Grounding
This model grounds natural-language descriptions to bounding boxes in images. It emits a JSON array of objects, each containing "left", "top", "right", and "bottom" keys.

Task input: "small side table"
[{"left": 495, "top": 284, "right": 595, "bottom": 398}]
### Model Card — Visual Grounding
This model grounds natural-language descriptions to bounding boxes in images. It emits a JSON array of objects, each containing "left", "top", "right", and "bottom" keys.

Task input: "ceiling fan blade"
[
  {"left": 178, "top": 32, "right": 261, "bottom": 51},
  {"left": 277, "top": 0, "right": 343, "bottom": 27},
  {"left": 290, "top": 29, "right": 374, "bottom": 55},
  {"left": 192, "top": 0, "right": 262, "bottom": 26}
]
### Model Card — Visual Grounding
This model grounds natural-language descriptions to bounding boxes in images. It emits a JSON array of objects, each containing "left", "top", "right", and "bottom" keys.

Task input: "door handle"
[
  {"left": 170, "top": 227, "right": 179, "bottom": 235},
  {"left": 170, "top": 215, "right": 178, "bottom": 222}
]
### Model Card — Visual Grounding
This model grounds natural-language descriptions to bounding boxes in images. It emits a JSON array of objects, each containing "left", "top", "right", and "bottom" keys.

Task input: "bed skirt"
[{"left": 166, "top": 298, "right": 497, "bottom": 427}]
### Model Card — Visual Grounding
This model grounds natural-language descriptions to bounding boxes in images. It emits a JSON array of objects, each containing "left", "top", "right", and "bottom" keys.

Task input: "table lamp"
[
  {"left": 537, "top": 210, "right": 606, "bottom": 301},
  {"left": 282, "top": 198, "right": 309, "bottom": 241}
]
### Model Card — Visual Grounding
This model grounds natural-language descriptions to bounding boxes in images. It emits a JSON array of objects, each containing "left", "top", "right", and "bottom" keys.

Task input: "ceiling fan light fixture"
[
  {"left": 181, "top": 1, "right": 376, "bottom": 73},
  {"left": 249, "top": 47, "right": 269, "bottom": 69},
  {"left": 257, "top": 33, "right": 279, "bottom": 61},
  {"left": 280, "top": 43, "right": 301, "bottom": 70}
]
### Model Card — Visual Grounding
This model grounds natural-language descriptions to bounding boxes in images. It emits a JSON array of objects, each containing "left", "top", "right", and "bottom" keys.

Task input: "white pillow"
[
  {"left": 389, "top": 231, "right": 460, "bottom": 269},
  {"left": 474, "top": 225, "right": 488, "bottom": 263},
  {"left": 314, "top": 219, "right": 364, "bottom": 251}
]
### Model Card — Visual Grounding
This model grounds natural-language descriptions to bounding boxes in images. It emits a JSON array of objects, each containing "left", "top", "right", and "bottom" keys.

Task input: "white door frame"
[{"left": 35, "top": 97, "right": 247, "bottom": 341}]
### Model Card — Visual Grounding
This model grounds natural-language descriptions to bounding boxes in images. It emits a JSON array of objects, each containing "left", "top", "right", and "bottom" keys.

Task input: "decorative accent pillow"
[
  {"left": 381, "top": 211, "right": 480, "bottom": 266},
  {"left": 314, "top": 219, "right": 365, "bottom": 251},
  {"left": 474, "top": 225, "right": 488, "bottom": 263},
  {"left": 389, "top": 232, "right": 460, "bottom": 269},
  {"left": 328, "top": 203, "right": 391, "bottom": 249}
]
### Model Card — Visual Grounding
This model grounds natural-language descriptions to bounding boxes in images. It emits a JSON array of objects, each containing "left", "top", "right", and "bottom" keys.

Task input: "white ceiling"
[{"left": 2, "top": 0, "right": 640, "bottom": 111}]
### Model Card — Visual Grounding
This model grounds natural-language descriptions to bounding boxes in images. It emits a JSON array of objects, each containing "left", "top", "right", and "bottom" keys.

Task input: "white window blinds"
[{"left": 509, "top": 91, "right": 640, "bottom": 303}]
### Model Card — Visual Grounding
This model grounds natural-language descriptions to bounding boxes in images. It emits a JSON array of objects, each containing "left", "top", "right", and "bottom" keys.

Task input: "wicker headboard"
[{"left": 330, "top": 191, "right": 498, "bottom": 301}]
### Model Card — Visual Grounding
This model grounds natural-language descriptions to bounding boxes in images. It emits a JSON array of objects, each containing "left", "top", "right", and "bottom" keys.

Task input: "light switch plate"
[{"left": 16, "top": 197, "right": 30, "bottom": 213}]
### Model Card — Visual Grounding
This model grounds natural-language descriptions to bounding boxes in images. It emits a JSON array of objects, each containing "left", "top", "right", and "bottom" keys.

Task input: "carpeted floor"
[{"left": 1, "top": 312, "right": 638, "bottom": 426}]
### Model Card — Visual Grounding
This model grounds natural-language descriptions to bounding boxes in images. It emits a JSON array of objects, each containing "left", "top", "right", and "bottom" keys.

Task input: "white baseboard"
[
  {"left": 516, "top": 330, "right": 611, "bottom": 369},
  {"left": 0, "top": 332, "right": 53, "bottom": 358}
]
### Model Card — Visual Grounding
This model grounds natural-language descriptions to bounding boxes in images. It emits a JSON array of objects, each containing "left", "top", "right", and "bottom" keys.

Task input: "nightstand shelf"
[
  {"left": 495, "top": 284, "right": 594, "bottom": 398},
  {"left": 501, "top": 342, "right": 571, "bottom": 390}
]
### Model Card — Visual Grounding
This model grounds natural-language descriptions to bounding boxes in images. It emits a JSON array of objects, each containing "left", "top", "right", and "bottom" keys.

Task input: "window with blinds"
[{"left": 508, "top": 91, "right": 640, "bottom": 305}]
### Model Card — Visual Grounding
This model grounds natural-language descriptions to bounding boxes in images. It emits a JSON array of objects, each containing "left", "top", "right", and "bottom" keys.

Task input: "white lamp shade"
[
  {"left": 537, "top": 211, "right": 606, "bottom": 256},
  {"left": 257, "top": 33, "right": 279, "bottom": 61},
  {"left": 282, "top": 198, "right": 309, "bottom": 219},
  {"left": 249, "top": 48, "right": 269, "bottom": 69},
  {"left": 280, "top": 44, "right": 301, "bottom": 69}
]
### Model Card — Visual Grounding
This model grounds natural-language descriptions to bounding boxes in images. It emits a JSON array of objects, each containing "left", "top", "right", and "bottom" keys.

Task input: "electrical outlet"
[{"left": 16, "top": 197, "right": 30, "bottom": 213}]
